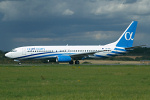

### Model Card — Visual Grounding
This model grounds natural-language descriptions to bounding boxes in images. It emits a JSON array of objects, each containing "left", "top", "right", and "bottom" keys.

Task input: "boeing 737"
[{"left": 5, "top": 21, "right": 138, "bottom": 64}]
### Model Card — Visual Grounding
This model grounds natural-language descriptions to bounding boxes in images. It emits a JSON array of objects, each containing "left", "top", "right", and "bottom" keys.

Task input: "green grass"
[{"left": 0, "top": 64, "right": 150, "bottom": 100}]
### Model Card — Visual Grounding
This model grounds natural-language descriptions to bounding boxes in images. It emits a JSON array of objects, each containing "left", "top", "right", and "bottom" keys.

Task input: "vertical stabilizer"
[{"left": 116, "top": 21, "right": 138, "bottom": 48}]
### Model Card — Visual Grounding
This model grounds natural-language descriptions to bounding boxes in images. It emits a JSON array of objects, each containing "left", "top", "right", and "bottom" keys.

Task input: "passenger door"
[{"left": 22, "top": 48, "right": 26, "bottom": 55}]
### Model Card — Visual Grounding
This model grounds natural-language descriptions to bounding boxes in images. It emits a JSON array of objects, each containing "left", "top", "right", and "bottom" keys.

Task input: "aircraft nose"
[{"left": 5, "top": 53, "right": 12, "bottom": 58}]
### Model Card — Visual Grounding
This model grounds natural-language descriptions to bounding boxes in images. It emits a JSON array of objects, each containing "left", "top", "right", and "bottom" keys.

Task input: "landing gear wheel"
[
  {"left": 75, "top": 60, "right": 80, "bottom": 64},
  {"left": 18, "top": 62, "right": 21, "bottom": 65},
  {"left": 69, "top": 60, "right": 74, "bottom": 64}
]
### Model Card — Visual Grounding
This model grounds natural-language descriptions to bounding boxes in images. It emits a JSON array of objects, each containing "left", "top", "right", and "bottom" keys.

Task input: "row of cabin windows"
[{"left": 27, "top": 50, "right": 111, "bottom": 53}]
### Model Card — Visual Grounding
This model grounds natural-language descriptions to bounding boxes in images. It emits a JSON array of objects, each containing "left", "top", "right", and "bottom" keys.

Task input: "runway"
[{"left": 79, "top": 60, "right": 150, "bottom": 65}]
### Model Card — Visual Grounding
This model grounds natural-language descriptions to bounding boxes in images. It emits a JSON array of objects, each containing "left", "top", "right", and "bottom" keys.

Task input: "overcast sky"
[{"left": 0, "top": 0, "right": 150, "bottom": 51}]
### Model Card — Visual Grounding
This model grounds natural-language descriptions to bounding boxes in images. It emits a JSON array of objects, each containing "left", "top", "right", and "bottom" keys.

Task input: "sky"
[{"left": 0, "top": 0, "right": 150, "bottom": 51}]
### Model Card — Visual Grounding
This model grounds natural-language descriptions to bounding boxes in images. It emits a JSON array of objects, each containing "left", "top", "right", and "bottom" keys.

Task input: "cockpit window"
[{"left": 10, "top": 49, "right": 17, "bottom": 52}]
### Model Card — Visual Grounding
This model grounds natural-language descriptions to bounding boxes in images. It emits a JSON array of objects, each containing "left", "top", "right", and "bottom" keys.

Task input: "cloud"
[
  {"left": 0, "top": 0, "right": 70, "bottom": 21},
  {"left": 124, "top": 0, "right": 138, "bottom": 4},
  {"left": 90, "top": 0, "right": 149, "bottom": 16},
  {"left": 91, "top": 2, "right": 125, "bottom": 15},
  {"left": 85, "top": 31, "right": 116, "bottom": 40},
  {"left": 0, "top": 0, "right": 150, "bottom": 50},
  {"left": 13, "top": 37, "right": 53, "bottom": 43},
  {"left": 0, "top": 0, "right": 150, "bottom": 21},
  {"left": 62, "top": 9, "right": 74, "bottom": 15}
]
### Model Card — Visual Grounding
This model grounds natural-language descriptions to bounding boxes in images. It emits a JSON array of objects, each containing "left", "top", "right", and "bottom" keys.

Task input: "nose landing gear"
[{"left": 14, "top": 59, "right": 21, "bottom": 65}]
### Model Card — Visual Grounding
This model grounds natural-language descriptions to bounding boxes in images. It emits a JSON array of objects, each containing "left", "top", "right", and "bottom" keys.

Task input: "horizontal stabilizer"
[{"left": 125, "top": 45, "right": 146, "bottom": 50}]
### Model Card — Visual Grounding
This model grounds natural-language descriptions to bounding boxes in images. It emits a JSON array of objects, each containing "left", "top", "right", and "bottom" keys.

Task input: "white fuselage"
[{"left": 5, "top": 45, "right": 126, "bottom": 60}]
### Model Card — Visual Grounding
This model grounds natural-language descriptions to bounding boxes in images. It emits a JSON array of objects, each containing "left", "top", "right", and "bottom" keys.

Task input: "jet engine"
[{"left": 56, "top": 56, "right": 72, "bottom": 62}]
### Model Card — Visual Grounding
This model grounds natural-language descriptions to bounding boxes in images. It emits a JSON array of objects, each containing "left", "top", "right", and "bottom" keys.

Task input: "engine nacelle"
[{"left": 56, "top": 56, "right": 72, "bottom": 62}]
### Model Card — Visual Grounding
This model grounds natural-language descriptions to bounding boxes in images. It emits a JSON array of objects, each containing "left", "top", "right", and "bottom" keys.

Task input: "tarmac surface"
[{"left": 79, "top": 60, "right": 150, "bottom": 65}]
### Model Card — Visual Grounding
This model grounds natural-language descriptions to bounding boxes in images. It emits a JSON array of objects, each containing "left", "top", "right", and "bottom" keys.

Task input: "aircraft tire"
[
  {"left": 18, "top": 62, "right": 21, "bottom": 65},
  {"left": 75, "top": 60, "right": 79, "bottom": 64},
  {"left": 69, "top": 60, "right": 74, "bottom": 64}
]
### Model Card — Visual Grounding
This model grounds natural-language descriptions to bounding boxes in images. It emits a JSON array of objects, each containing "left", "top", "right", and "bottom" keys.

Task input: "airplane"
[{"left": 5, "top": 21, "right": 138, "bottom": 64}]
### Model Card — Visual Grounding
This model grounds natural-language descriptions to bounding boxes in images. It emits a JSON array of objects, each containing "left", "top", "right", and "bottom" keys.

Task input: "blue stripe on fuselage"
[
  {"left": 114, "top": 48, "right": 126, "bottom": 51},
  {"left": 95, "top": 55, "right": 106, "bottom": 58},
  {"left": 17, "top": 52, "right": 53, "bottom": 59},
  {"left": 16, "top": 52, "right": 75, "bottom": 59},
  {"left": 111, "top": 51, "right": 126, "bottom": 54}
]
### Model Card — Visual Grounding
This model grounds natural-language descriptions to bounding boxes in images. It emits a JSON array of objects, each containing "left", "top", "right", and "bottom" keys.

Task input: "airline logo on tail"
[
  {"left": 125, "top": 32, "right": 134, "bottom": 41},
  {"left": 116, "top": 21, "right": 138, "bottom": 48}
]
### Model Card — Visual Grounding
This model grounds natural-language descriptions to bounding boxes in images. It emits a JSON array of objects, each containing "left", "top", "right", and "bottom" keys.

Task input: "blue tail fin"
[{"left": 116, "top": 21, "right": 138, "bottom": 48}]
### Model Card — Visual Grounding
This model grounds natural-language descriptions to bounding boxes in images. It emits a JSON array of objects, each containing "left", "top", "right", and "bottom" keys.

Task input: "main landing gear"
[
  {"left": 69, "top": 60, "right": 80, "bottom": 64},
  {"left": 75, "top": 60, "right": 80, "bottom": 64},
  {"left": 69, "top": 60, "right": 74, "bottom": 64},
  {"left": 18, "top": 62, "right": 22, "bottom": 65}
]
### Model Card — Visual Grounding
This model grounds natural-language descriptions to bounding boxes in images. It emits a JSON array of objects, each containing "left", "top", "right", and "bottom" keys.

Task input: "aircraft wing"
[{"left": 69, "top": 50, "right": 103, "bottom": 60}]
